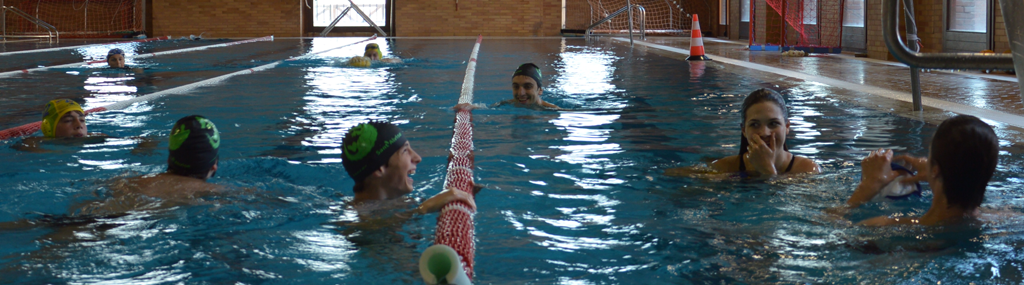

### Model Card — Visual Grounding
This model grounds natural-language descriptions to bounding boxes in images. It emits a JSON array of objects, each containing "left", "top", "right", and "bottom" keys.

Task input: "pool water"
[{"left": 1, "top": 37, "right": 1023, "bottom": 283}]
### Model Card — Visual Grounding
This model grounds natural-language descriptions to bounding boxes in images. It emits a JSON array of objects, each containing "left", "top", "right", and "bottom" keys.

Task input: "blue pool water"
[{"left": 1, "top": 37, "right": 1023, "bottom": 283}]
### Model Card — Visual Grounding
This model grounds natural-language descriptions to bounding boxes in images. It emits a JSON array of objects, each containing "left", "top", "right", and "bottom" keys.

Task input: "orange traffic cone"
[{"left": 686, "top": 14, "right": 712, "bottom": 61}]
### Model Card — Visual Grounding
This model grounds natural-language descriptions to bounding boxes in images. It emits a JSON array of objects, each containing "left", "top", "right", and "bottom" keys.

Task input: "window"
[
  {"left": 948, "top": 0, "right": 987, "bottom": 32},
  {"left": 314, "top": 0, "right": 386, "bottom": 27},
  {"left": 741, "top": 0, "right": 750, "bottom": 21},
  {"left": 803, "top": 0, "right": 817, "bottom": 25},
  {"left": 843, "top": 0, "right": 865, "bottom": 27},
  {"left": 720, "top": 0, "right": 728, "bottom": 25}
]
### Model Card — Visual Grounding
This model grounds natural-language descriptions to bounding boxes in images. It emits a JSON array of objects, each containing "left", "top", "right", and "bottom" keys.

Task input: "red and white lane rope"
[
  {"left": 0, "top": 36, "right": 377, "bottom": 141},
  {"left": 0, "top": 36, "right": 171, "bottom": 57},
  {"left": 0, "top": 36, "right": 274, "bottom": 78},
  {"left": 420, "top": 35, "right": 481, "bottom": 285}
]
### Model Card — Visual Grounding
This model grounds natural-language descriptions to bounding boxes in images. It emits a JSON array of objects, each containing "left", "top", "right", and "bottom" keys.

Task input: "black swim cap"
[
  {"left": 341, "top": 121, "right": 407, "bottom": 183},
  {"left": 512, "top": 63, "right": 542, "bottom": 87},
  {"left": 168, "top": 115, "right": 220, "bottom": 177}
]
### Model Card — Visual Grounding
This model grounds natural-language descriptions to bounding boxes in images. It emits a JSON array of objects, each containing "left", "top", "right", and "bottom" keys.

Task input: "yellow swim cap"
[
  {"left": 41, "top": 99, "right": 85, "bottom": 138},
  {"left": 349, "top": 56, "right": 372, "bottom": 67},
  {"left": 364, "top": 43, "right": 383, "bottom": 59}
]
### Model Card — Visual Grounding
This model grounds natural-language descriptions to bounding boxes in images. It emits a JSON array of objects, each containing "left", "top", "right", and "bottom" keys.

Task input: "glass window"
[
  {"left": 948, "top": 0, "right": 987, "bottom": 32},
  {"left": 741, "top": 0, "right": 750, "bottom": 21},
  {"left": 803, "top": 0, "right": 817, "bottom": 24},
  {"left": 314, "top": 0, "right": 387, "bottom": 27},
  {"left": 843, "top": 0, "right": 865, "bottom": 27},
  {"left": 720, "top": 0, "right": 728, "bottom": 25}
]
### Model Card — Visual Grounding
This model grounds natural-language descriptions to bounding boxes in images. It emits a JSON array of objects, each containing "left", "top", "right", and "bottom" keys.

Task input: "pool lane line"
[
  {"left": 0, "top": 36, "right": 275, "bottom": 79},
  {"left": 614, "top": 38, "right": 1024, "bottom": 129},
  {"left": 0, "top": 36, "right": 171, "bottom": 57},
  {"left": 0, "top": 35, "right": 377, "bottom": 141},
  {"left": 420, "top": 34, "right": 481, "bottom": 285}
]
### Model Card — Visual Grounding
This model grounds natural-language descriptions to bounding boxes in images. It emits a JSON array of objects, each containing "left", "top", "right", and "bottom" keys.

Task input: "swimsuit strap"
[{"left": 784, "top": 153, "right": 796, "bottom": 173}]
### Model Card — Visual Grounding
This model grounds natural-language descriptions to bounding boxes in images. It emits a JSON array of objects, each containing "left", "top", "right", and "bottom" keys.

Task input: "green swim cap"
[
  {"left": 341, "top": 121, "right": 407, "bottom": 183},
  {"left": 168, "top": 115, "right": 220, "bottom": 177},
  {"left": 41, "top": 99, "right": 85, "bottom": 138}
]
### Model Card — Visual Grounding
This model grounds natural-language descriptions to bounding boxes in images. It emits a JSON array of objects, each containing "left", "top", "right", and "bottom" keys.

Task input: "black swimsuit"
[{"left": 739, "top": 153, "right": 796, "bottom": 175}]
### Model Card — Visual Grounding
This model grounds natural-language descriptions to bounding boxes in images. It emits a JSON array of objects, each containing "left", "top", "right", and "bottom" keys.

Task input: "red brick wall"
[
  {"left": 993, "top": 2, "right": 1009, "bottom": 53},
  {"left": 395, "top": 0, "right": 561, "bottom": 37},
  {"left": 152, "top": 0, "right": 300, "bottom": 38}
]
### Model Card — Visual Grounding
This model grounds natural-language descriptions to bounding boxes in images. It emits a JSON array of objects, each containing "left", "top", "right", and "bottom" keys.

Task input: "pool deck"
[{"left": 620, "top": 36, "right": 1024, "bottom": 132}]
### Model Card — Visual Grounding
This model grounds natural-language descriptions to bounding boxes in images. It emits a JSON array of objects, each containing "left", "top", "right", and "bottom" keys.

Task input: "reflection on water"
[{"left": 0, "top": 38, "right": 1022, "bottom": 284}]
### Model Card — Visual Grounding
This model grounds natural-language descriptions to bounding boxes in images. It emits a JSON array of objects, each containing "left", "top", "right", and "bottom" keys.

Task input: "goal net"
[
  {"left": 565, "top": 0, "right": 703, "bottom": 36},
  {"left": 3, "top": 0, "right": 144, "bottom": 38},
  {"left": 751, "top": 0, "right": 842, "bottom": 51}
]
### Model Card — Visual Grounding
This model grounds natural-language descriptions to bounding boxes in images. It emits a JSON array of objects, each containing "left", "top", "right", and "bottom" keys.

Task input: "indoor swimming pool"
[{"left": 1, "top": 37, "right": 1022, "bottom": 283}]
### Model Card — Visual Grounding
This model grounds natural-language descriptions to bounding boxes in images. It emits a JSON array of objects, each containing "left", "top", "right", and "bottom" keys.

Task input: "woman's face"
[{"left": 742, "top": 102, "right": 789, "bottom": 151}]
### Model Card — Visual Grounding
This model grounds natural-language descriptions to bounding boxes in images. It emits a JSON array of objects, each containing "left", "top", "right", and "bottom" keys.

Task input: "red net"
[
  {"left": 3, "top": 0, "right": 144, "bottom": 37},
  {"left": 435, "top": 109, "right": 476, "bottom": 279},
  {"left": 565, "top": 0, "right": 696, "bottom": 35},
  {"left": 753, "top": 0, "right": 842, "bottom": 48}
]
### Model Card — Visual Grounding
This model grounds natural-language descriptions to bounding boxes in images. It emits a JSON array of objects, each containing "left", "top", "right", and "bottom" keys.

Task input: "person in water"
[
  {"left": 349, "top": 43, "right": 402, "bottom": 67},
  {"left": 341, "top": 121, "right": 475, "bottom": 214},
  {"left": 495, "top": 63, "right": 560, "bottom": 109},
  {"left": 107, "top": 48, "right": 126, "bottom": 68},
  {"left": 844, "top": 115, "right": 998, "bottom": 226},
  {"left": 14, "top": 99, "right": 157, "bottom": 153},
  {"left": 42, "top": 99, "right": 90, "bottom": 138},
  {"left": 710, "top": 88, "right": 819, "bottom": 176}
]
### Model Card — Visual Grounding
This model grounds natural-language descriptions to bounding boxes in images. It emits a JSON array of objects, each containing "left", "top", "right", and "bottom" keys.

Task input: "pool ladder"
[
  {"left": 1, "top": 2, "right": 59, "bottom": 43},
  {"left": 586, "top": 1, "right": 646, "bottom": 46},
  {"left": 320, "top": 0, "right": 387, "bottom": 37}
]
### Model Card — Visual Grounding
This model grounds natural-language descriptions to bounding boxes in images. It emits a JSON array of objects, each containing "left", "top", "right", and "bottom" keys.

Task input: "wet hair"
[
  {"left": 930, "top": 115, "right": 998, "bottom": 211},
  {"left": 738, "top": 88, "right": 789, "bottom": 157}
]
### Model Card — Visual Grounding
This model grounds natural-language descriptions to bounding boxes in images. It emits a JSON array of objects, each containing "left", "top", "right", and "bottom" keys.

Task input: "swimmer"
[
  {"left": 348, "top": 43, "right": 402, "bottom": 67},
  {"left": 703, "top": 88, "right": 819, "bottom": 176},
  {"left": 844, "top": 115, "right": 998, "bottom": 226},
  {"left": 495, "top": 63, "right": 560, "bottom": 110},
  {"left": 42, "top": 99, "right": 90, "bottom": 138},
  {"left": 107, "top": 48, "right": 126, "bottom": 68},
  {"left": 341, "top": 121, "right": 475, "bottom": 215},
  {"left": 14, "top": 99, "right": 157, "bottom": 153}
]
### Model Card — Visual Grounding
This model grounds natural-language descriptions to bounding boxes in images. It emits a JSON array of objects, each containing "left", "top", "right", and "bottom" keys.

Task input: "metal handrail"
[
  {"left": 2, "top": 5, "right": 58, "bottom": 42},
  {"left": 586, "top": 4, "right": 646, "bottom": 44},
  {"left": 883, "top": 0, "right": 1012, "bottom": 70},
  {"left": 882, "top": 0, "right": 1014, "bottom": 110}
]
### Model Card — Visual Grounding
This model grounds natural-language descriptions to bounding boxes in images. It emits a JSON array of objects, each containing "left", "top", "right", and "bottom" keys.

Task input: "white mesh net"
[
  {"left": 3, "top": 0, "right": 143, "bottom": 37},
  {"left": 565, "top": 0, "right": 701, "bottom": 35}
]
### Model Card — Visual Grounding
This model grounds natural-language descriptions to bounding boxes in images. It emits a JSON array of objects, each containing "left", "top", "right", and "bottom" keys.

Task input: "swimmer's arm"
[
  {"left": 846, "top": 149, "right": 899, "bottom": 209},
  {"left": 11, "top": 137, "right": 48, "bottom": 153},
  {"left": 490, "top": 100, "right": 512, "bottom": 108},
  {"left": 129, "top": 136, "right": 160, "bottom": 156},
  {"left": 791, "top": 156, "right": 821, "bottom": 174},
  {"left": 708, "top": 156, "right": 740, "bottom": 173},
  {"left": 412, "top": 187, "right": 477, "bottom": 215}
]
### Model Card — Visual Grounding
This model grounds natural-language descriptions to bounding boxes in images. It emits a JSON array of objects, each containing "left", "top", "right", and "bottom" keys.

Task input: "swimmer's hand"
[
  {"left": 746, "top": 133, "right": 778, "bottom": 176},
  {"left": 416, "top": 187, "right": 477, "bottom": 214},
  {"left": 893, "top": 154, "right": 929, "bottom": 184},
  {"left": 847, "top": 149, "right": 901, "bottom": 208}
]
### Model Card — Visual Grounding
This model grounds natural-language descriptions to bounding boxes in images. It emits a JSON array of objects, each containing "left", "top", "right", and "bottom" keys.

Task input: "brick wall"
[
  {"left": 993, "top": 2, "right": 1009, "bottom": 53},
  {"left": 913, "top": 0, "right": 943, "bottom": 53},
  {"left": 395, "top": 0, "right": 561, "bottom": 37},
  {"left": 152, "top": 0, "right": 300, "bottom": 38}
]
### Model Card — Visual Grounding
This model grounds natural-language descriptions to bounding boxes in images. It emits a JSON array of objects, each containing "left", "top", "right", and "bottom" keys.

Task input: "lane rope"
[
  {"left": 420, "top": 35, "right": 481, "bottom": 285},
  {"left": 0, "top": 35, "right": 377, "bottom": 141},
  {"left": 0, "top": 36, "right": 274, "bottom": 78},
  {"left": 0, "top": 36, "right": 171, "bottom": 57}
]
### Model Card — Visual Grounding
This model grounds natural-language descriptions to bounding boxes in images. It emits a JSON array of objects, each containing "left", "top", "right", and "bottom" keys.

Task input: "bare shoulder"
[
  {"left": 541, "top": 101, "right": 562, "bottom": 110},
  {"left": 710, "top": 155, "right": 741, "bottom": 172},
  {"left": 791, "top": 155, "right": 821, "bottom": 174}
]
